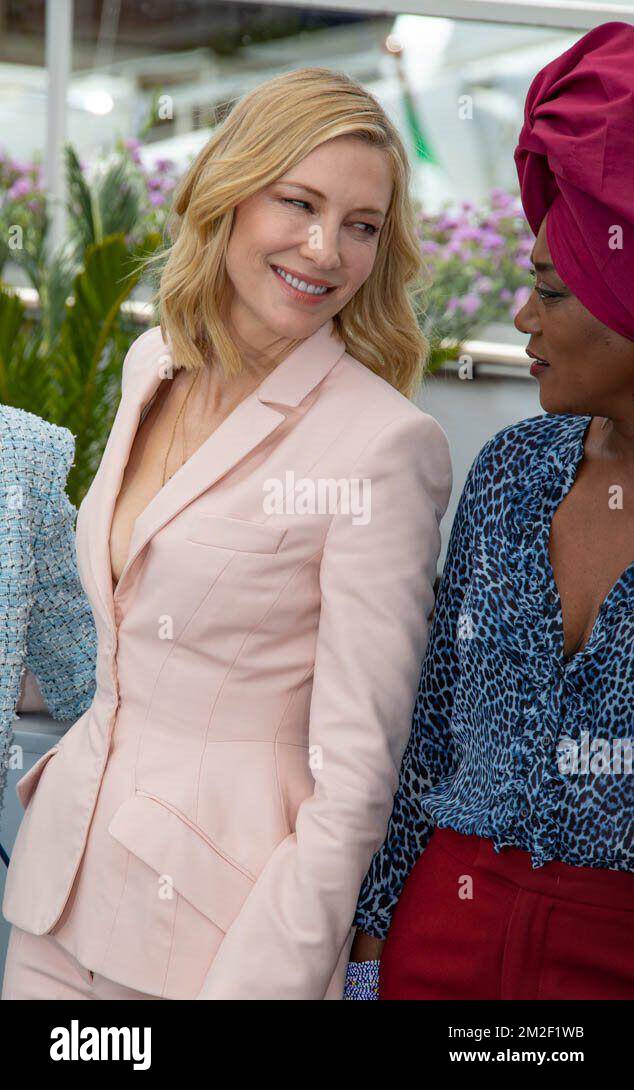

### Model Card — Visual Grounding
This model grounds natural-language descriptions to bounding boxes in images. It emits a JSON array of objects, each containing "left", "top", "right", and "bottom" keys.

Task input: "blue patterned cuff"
[{"left": 343, "top": 959, "right": 380, "bottom": 1000}]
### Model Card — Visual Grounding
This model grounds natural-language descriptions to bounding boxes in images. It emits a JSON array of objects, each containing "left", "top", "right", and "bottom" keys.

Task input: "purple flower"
[
  {"left": 7, "top": 178, "right": 31, "bottom": 199},
  {"left": 453, "top": 225, "right": 483, "bottom": 242},
  {"left": 445, "top": 238, "right": 470, "bottom": 257},
  {"left": 490, "top": 187, "right": 516, "bottom": 209},
  {"left": 8, "top": 158, "right": 31, "bottom": 177},
  {"left": 123, "top": 138, "right": 142, "bottom": 164},
  {"left": 479, "top": 230, "right": 505, "bottom": 250},
  {"left": 459, "top": 293, "right": 482, "bottom": 315}
]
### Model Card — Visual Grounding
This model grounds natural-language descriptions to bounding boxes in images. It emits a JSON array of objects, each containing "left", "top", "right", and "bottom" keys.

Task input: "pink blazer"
[{"left": 3, "top": 318, "right": 452, "bottom": 999}]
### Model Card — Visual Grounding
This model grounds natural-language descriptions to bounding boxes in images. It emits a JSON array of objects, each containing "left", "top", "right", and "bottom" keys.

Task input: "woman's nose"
[
  {"left": 298, "top": 226, "right": 342, "bottom": 270},
  {"left": 514, "top": 293, "right": 541, "bottom": 335}
]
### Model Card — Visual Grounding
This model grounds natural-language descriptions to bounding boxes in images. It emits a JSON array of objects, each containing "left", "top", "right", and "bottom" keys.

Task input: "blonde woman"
[{"left": 1, "top": 67, "right": 451, "bottom": 1001}]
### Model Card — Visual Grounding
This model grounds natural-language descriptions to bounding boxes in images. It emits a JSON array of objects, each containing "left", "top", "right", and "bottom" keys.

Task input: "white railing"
[{"left": 257, "top": 0, "right": 634, "bottom": 31}]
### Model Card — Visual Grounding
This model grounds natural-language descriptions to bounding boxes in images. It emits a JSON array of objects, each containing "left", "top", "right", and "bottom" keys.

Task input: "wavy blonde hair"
[{"left": 144, "top": 66, "right": 428, "bottom": 398}]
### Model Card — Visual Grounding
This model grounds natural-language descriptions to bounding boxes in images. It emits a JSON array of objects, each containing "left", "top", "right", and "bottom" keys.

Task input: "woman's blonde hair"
[{"left": 144, "top": 66, "right": 428, "bottom": 399}]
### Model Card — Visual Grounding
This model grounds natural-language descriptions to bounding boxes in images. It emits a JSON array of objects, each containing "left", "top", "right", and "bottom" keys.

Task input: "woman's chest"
[
  {"left": 109, "top": 381, "right": 175, "bottom": 585},
  {"left": 549, "top": 472, "right": 634, "bottom": 656},
  {"left": 460, "top": 491, "right": 633, "bottom": 666}
]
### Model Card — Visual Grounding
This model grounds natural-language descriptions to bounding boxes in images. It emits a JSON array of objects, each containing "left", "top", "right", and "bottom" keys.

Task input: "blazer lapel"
[{"left": 86, "top": 316, "right": 347, "bottom": 629}]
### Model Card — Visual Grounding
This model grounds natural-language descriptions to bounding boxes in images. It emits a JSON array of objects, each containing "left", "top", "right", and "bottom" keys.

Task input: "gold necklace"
[{"left": 161, "top": 367, "right": 202, "bottom": 487}]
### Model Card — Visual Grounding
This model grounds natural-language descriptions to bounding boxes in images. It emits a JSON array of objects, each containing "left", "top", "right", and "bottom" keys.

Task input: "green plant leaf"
[
  {"left": 0, "top": 288, "right": 27, "bottom": 405},
  {"left": 98, "top": 158, "right": 145, "bottom": 240},
  {"left": 55, "top": 230, "right": 161, "bottom": 501},
  {"left": 65, "top": 143, "right": 97, "bottom": 252}
]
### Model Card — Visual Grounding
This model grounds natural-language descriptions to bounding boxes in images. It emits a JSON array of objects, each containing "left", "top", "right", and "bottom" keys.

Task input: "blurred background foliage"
[{"left": 0, "top": 142, "right": 161, "bottom": 504}]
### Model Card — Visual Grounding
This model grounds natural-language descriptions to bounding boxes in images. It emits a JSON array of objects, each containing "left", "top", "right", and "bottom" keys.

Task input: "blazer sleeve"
[
  {"left": 353, "top": 460, "right": 478, "bottom": 940},
  {"left": 25, "top": 427, "right": 97, "bottom": 721},
  {"left": 196, "top": 410, "right": 452, "bottom": 999}
]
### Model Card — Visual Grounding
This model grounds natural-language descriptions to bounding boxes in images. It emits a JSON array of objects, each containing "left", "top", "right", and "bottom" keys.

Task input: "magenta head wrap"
[{"left": 514, "top": 21, "right": 634, "bottom": 341}]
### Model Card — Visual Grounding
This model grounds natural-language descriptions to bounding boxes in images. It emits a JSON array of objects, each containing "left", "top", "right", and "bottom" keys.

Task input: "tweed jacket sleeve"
[{"left": 24, "top": 423, "right": 97, "bottom": 721}]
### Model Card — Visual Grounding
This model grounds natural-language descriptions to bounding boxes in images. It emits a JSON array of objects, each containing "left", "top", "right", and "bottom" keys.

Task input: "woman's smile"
[{"left": 269, "top": 261, "right": 338, "bottom": 305}]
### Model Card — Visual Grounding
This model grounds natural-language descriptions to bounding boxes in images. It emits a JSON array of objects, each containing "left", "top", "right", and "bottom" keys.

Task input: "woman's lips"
[
  {"left": 270, "top": 263, "right": 336, "bottom": 305},
  {"left": 527, "top": 351, "right": 550, "bottom": 377}
]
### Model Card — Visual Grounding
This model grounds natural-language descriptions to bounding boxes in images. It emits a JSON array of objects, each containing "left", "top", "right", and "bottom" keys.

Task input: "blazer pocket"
[
  {"left": 107, "top": 791, "right": 255, "bottom": 933},
  {"left": 15, "top": 744, "right": 60, "bottom": 810},
  {"left": 185, "top": 514, "right": 286, "bottom": 554}
]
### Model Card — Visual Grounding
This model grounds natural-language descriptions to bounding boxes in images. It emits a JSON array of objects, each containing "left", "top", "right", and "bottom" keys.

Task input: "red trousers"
[{"left": 380, "top": 826, "right": 634, "bottom": 1000}]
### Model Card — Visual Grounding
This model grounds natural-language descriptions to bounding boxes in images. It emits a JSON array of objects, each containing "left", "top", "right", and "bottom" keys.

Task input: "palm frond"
[
  {"left": 97, "top": 158, "right": 145, "bottom": 239},
  {"left": 65, "top": 143, "right": 98, "bottom": 253},
  {"left": 55, "top": 230, "right": 161, "bottom": 501},
  {"left": 37, "top": 242, "right": 77, "bottom": 357}
]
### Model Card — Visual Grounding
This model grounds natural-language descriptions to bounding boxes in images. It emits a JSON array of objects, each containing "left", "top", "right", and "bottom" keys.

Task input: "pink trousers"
[{"left": 1, "top": 925, "right": 164, "bottom": 1000}]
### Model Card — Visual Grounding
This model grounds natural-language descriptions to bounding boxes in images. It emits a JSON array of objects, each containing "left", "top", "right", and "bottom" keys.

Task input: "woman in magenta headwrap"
[{"left": 347, "top": 21, "right": 634, "bottom": 1000}]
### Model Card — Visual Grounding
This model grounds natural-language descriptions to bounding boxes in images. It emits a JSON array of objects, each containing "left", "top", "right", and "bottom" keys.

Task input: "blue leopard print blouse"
[{"left": 354, "top": 412, "right": 634, "bottom": 941}]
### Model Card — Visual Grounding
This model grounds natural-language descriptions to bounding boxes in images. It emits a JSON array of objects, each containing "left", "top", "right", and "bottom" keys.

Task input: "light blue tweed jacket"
[{"left": 0, "top": 404, "right": 97, "bottom": 818}]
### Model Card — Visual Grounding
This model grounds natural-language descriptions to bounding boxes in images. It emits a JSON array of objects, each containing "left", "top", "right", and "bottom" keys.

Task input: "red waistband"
[{"left": 432, "top": 826, "right": 634, "bottom": 912}]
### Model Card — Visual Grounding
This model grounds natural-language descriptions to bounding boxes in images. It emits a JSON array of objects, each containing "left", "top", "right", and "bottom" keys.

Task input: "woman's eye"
[
  {"left": 280, "top": 197, "right": 314, "bottom": 212},
  {"left": 529, "top": 270, "right": 564, "bottom": 301},
  {"left": 536, "top": 286, "right": 565, "bottom": 301},
  {"left": 278, "top": 198, "right": 378, "bottom": 236}
]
